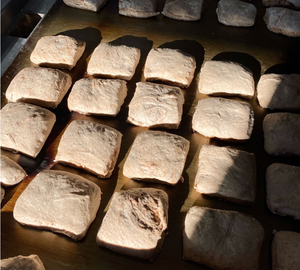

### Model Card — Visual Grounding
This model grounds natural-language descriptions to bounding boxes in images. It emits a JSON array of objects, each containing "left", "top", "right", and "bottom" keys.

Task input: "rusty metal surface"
[{"left": 1, "top": 0, "right": 300, "bottom": 269}]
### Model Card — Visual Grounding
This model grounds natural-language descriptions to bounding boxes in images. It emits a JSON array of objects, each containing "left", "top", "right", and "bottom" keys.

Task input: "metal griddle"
[{"left": 1, "top": 0, "right": 300, "bottom": 269}]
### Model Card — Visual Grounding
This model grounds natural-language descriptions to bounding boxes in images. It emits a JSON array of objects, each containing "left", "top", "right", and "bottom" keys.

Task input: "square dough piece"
[
  {"left": 30, "top": 35, "right": 86, "bottom": 70},
  {"left": 263, "top": 112, "right": 300, "bottom": 156},
  {"left": 13, "top": 170, "right": 101, "bottom": 241},
  {"left": 55, "top": 120, "right": 122, "bottom": 178},
  {"left": 192, "top": 97, "right": 254, "bottom": 141},
  {"left": 262, "top": 0, "right": 300, "bottom": 9},
  {"left": 216, "top": 0, "right": 257, "bottom": 27},
  {"left": 123, "top": 130, "right": 190, "bottom": 185},
  {"left": 87, "top": 42, "right": 141, "bottom": 81},
  {"left": 1, "top": 102, "right": 56, "bottom": 158},
  {"left": 266, "top": 163, "right": 300, "bottom": 220},
  {"left": 1, "top": 155, "right": 27, "bottom": 187},
  {"left": 144, "top": 48, "right": 196, "bottom": 88},
  {"left": 63, "top": 0, "right": 108, "bottom": 12},
  {"left": 119, "top": 0, "right": 159, "bottom": 18},
  {"left": 183, "top": 206, "right": 264, "bottom": 270},
  {"left": 96, "top": 188, "right": 168, "bottom": 260},
  {"left": 162, "top": 0, "right": 204, "bottom": 21},
  {"left": 5, "top": 67, "right": 72, "bottom": 108},
  {"left": 194, "top": 145, "right": 256, "bottom": 205},
  {"left": 198, "top": 61, "right": 255, "bottom": 99},
  {"left": 272, "top": 231, "right": 300, "bottom": 270},
  {"left": 1, "top": 255, "right": 46, "bottom": 270},
  {"left": 257, "top": 73, "right": 300, "bottom": 111},
  {"left": 68, "top": 78, "right": 127, "bottom": 116},
  {"left": 127, "top": 82, "right": 184, "bottom": 129},
  {"left": 264, "top": 7, "right": 300, "bottom": 37}
]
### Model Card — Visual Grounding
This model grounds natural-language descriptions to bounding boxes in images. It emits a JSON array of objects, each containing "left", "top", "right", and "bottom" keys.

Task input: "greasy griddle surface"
[{"left": 1, "top": 0, "right": 300, "bottom": 269}]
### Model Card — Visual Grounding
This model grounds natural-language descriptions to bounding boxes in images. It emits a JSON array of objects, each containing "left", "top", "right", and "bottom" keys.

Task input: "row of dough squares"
[
  {"left": 1, "top": 96, "right": 299, "bottom": 159},
  {"left": 2, "top": 167, "right": 300, "bottom": 269},
  {"left": 1, "top": 115, "right": 300, "bottom": 213},
  {"left": 2, "top": 108, "right": 299, "bottom": 207},
  {"left": 62, "top": 0, "right": 300, "bottom": 37},
  {"left": 6, "top": 34, "right": 300, "bottom": 111}
]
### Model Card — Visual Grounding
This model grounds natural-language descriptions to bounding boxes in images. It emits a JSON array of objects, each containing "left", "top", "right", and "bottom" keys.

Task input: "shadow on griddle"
[
  {"left": 109, "top": 35, "right": 153, "bottom": 51},
  {"left": 264, "top": 63, "right": 300, "bottom": 75},
  {"left": 212, "top": 52, "right": 261, "bottom": 86},
  {"left": 56, "top": 27, "right": 102, "bottom": 57}
]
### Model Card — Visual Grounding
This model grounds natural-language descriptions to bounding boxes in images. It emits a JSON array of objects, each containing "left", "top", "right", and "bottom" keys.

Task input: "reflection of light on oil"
[
  {"left": 1, "top": 175, "right": 35, "bottom": 212},
  {"left": 12, "top": 223, "right": 85, "bottom": 268}
]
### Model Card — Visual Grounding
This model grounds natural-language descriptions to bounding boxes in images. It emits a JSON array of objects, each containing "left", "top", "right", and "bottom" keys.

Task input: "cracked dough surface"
[{"left": 96, "top": 188, "right": 168, "bottom": 260}]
